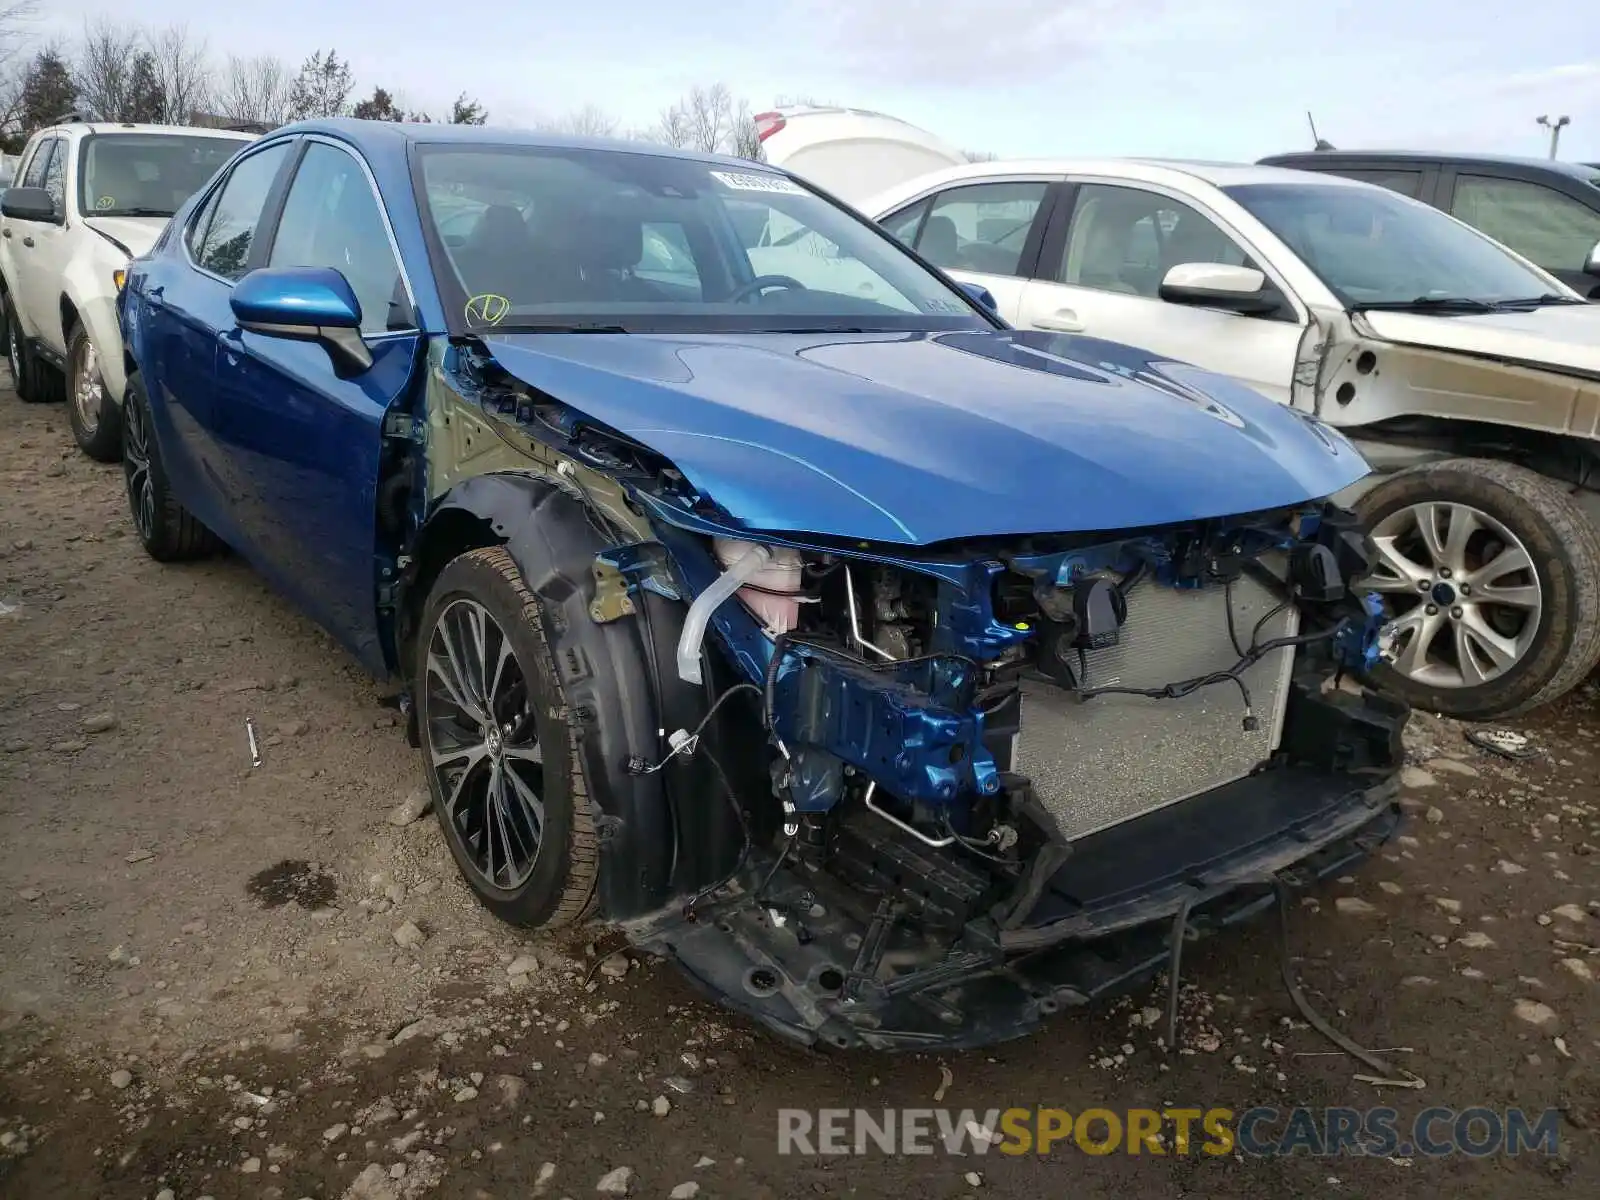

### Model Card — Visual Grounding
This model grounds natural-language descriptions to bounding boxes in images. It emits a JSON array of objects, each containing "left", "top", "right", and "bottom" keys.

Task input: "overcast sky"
[{"left": 33, "top": 0, "right": 1600, "bottom": 162}]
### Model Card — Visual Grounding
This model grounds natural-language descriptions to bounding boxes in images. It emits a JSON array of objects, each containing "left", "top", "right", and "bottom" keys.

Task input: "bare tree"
[
  {"left": 962, "top": 149, "right": 998, "bottom": 163},
  {"left": 216, "top": 53, "right": 293, "bottom": 128},
  {"left": 73, "top": 18, "right": 140, "bottom": 121},
  {"left": 545, "top": 102, "right": 618, "bottom": 138},
  {"left": 650, "top": 102, "right": 692, "bottom": 149},
  {"left": 146, "top": 24, "right": 211, "bottom": 123},
  {"left": 0, "top": 0, "right": 38, "bottom": 76},
  {"left": 653, "top": 83, "right": 763, "bottom": 160}
]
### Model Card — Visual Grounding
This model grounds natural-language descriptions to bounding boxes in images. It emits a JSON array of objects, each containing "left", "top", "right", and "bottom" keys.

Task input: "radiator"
[{"left": 1012, "top": 569, "right": 1298, "bottom": 842}]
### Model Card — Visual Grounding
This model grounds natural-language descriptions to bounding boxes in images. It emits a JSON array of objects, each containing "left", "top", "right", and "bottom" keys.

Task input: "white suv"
[{"left": 0, "top": 120, "right": 255, "bottom": 459}]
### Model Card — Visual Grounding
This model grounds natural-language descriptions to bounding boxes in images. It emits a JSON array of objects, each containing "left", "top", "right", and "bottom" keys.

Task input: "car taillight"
[{"left": 754, "top": 112, "right": 785, "bottom": 142}]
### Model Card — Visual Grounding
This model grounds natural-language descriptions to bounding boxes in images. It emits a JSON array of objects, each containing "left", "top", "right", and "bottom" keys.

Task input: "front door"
[
  {"left": 8, "top": 138, "right": 71, "bottom": 350},
  {"left": 1015, "top": 182, "right": 1306, "bottom": 404},
  {"left": 141, "top": 140, "right": 297, "bottom": 546},
  {"left": 209, "top": 138, "right": 421, "bottom": 675}
]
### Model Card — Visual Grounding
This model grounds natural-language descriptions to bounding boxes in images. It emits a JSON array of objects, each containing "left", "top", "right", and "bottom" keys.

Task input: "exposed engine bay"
[
  {"left": 609, "top": 463, "right": 1401, "bottom": 1048},
  {"left": 406, "top": 343, "right": 1409, "bottom": 1051}
]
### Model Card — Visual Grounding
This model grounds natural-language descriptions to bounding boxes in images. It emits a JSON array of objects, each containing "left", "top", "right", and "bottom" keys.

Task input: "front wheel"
[
  {"left": 1357, "top": 457, "right": 1600, "bottom": 718},
  {"left": 121, "top": 372, "right": 222, "bottom": 561},
  {"left": 66, "top": 323, "right": 123, "bottom": 462},
  {"left": 415, "top": 546, "right": 599, "bottom": 928}
]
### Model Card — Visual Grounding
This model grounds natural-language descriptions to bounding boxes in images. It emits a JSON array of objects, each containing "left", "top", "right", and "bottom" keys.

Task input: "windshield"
[
  {"left": 78, "top": 133, "right": 247, "bottom": 218},
  {"left": 413, "top": 144, "right": 993, "bottom": 334},
  {"left": 1224, "top": 181, "right": 1563, "bottom": 307}
]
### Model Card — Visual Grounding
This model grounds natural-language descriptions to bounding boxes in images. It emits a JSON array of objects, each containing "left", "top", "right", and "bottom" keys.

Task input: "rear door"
[
  {"left": 1015, "top": 180, "right": 1306, "bottom": 403},
  {"left": 208, "top": 136, "right": 421, "bottom": 674},
  {"left": 1437, "top": 166, "right": 1600, "bottom": 297},
  {"left": 878, "top": 178, "right": 1061, "bottom": 323}
]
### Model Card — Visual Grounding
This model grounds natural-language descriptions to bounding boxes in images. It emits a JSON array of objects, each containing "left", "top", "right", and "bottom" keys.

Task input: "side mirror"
[
  {"left": 1158, "top": 262, "right": 1280, "bottom": 316},
  {"left": 1584, "top": 239, "right": 1600, "bottom": 277},
  {"left": 958, "top": 280, "right": 999, "bottom": 313},
  {"left": 1, "top": 186, "right": 60, "bottom": 223},
  {"left": 230, "top": 267, "right": 372, "bottom": 375}
]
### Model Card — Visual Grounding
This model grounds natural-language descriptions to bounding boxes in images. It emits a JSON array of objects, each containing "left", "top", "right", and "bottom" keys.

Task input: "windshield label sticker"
[
  {"left": 95, "top": 195, "right": 115, "bottom": 210},
  {"left": 710, "top": 170, "right": 805, "bottom": 195},
  {"left": 464, "top": 294, "right": 510, "bottom": 326}
]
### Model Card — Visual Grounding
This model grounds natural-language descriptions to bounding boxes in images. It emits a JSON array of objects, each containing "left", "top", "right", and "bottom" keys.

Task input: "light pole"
[{"left": 1536, "top": 115, "right": 1570, "bottom": 160}]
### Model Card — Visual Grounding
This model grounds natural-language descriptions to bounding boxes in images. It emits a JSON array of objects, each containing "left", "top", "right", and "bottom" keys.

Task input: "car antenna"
[{"left": 1306, "top": 111, "right": 1336, "bottom": 152}]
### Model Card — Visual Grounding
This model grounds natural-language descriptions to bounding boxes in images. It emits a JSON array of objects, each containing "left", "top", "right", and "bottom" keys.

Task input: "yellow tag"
[{"left": 464, "top": 293, "right": 510, "bottom": 326}]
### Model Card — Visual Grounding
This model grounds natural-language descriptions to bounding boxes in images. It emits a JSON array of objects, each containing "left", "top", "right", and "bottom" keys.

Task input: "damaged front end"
[
  {"left": 412, "top": 337, "right": 1408, "bottom": 1052},
  {"left": 614, "top": 484, "right": 1405, "bottom": 1050}
]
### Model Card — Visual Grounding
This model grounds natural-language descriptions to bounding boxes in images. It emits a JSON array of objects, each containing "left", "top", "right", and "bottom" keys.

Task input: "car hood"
[
  {"left": 1359, "top": 305, "right": 1600, "bottom": 377},
  {"left": 81, "top": 215, "right": 166, "bottom": 258},
  {"left": 478, "top": 329, "right": 1369, "bottom": 545}
]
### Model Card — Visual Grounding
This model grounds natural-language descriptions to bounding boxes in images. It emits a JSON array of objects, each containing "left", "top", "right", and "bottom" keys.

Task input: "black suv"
[{"left": 1258, "top": 150, "right": 1600, "bottom": 298}]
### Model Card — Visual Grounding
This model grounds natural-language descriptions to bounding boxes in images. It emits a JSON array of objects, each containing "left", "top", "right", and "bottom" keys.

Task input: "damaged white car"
[{"left": 861, "top": 159, "right": 1600, "bottom": 718}]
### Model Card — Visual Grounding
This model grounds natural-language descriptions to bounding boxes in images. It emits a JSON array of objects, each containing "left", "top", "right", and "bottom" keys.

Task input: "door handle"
[
  {"left": 1034, "top": 309, "right": 1084, "bottom": 333},
  {"left": 21, "top": 236, "right": 33, "bottom": 248}
]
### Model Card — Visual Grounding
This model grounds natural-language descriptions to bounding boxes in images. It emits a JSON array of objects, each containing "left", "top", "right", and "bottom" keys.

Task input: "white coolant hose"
[{"left": 676, "top": 542, "right": 772, "bottom": 684}]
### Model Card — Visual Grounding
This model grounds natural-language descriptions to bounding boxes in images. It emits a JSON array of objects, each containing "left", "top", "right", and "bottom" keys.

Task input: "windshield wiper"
[
  {"left": 89, "top": 206, "right": 175, "bottom": 218},
  {"left": 1352, "top": 296, "right": 1499, "bottom": 314},
  {"left": 481, "top": 322, "right": 632, "bottom": 334},
  {"left": 1489, "top": 294, "right": 1590, "bottom": 309}
]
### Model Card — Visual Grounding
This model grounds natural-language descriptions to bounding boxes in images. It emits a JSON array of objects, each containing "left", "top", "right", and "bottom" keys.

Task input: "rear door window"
[
  {"left": 910, "top": 182, "right": 1049, "bottom": 277},
  {"left": 1332, "top": 169, "right": 1425, "bottom": 199},
  {"left": 1449, "top": 175, "right": 1600, "bottom": 275},
  {"left": 195, "top": 142, "right": 292, "bottom": 281}
]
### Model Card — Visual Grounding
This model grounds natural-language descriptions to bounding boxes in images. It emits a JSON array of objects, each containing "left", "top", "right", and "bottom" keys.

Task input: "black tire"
[
  {"left": 1356, "top": 457, "right": 1600, "bottom": 719},
  {"left": 4, "top": 297, "right": 46, "bottom": 404},
  {"left": 121, "top": 371, "right": 223, "bottom": 562},
  {"left": 66, "top": 322, "right": 123, "bottom": 462},
  {"left": 415, "top": 545, "right": 599, "bottom": 928}
]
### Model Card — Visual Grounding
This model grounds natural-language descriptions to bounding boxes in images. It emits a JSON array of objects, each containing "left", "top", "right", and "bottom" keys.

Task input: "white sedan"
[{"left": 847, "top": 157, "right": 1600, "bottom": 719}]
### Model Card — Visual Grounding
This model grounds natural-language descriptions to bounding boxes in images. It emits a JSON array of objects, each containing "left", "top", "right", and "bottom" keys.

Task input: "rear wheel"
[
  {"left": 66, "top": 323, "right": 123, "bottom": 462},
  {"left": 1357, "top": 458, "right": 1600, "bottom": 718},
  {"left": 416, "top": 546, "right": 599, "bottom": 928},
  {"left": 122, "top": 371, "right": 222, "bottom": 561}
]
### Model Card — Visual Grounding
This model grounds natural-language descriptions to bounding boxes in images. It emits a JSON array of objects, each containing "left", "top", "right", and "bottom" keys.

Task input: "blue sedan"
[{"left": 118, "top": 120, "right": 1404, "bottom": 1050}]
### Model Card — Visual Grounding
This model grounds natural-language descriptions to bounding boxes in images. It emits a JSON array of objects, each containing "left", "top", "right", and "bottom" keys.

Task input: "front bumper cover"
[{"left": 629, "top": 764, "right": 1402, "bottom": 1052}]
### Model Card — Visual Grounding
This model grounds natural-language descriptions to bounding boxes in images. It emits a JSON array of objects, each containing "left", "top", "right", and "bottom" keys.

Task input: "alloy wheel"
[
  {"left": 6, "top": 318, "right": 20, "bottom": 385},
  {"left": 122, "top": 390, "right": 156, "bottom": 541},
  {"left": 1365, "top": 500, "right": 1542, "bottom": 689},
  {"left": 71, "top": 333, "right": 102, "bottom": 435},
  {"left": 424, "top": 598, "right": 546, "bottom": 890}
]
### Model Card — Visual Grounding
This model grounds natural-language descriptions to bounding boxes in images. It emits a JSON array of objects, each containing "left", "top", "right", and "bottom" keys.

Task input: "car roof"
[
  {"left": 274, "top": 118, "right": 776, "bottom": 172},
  {"left": 867, "top": 156, "right": 1375, "bottom": 197},
  {"left": 39, "top": 122, "right": 258, "bottom": 140},
  {"left": 1260, "top": 149, "right": 1600, "bottom": 182}
]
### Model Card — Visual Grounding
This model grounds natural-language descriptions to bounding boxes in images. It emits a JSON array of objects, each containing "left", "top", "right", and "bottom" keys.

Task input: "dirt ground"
[{"left": 2, "top": 381, "right": 1599, "bottom": 1200}]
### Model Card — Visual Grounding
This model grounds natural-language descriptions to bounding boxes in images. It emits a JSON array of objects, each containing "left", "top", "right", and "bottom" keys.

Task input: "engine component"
[
  {"left": 1290, "top": 542, "right": 1345, "bottom": 602},
  {"left": 715, "top": 536, "right": 803, "bottom": 634},
  {"left": 1071, "top": 576, "right": 1127, "bottom": 649},
  {"left": 677, "top": 540, "right": 772, "bottom": 684},
  {"left": 1014, "top": 569, "right": 1296, "bottom": 841}
]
